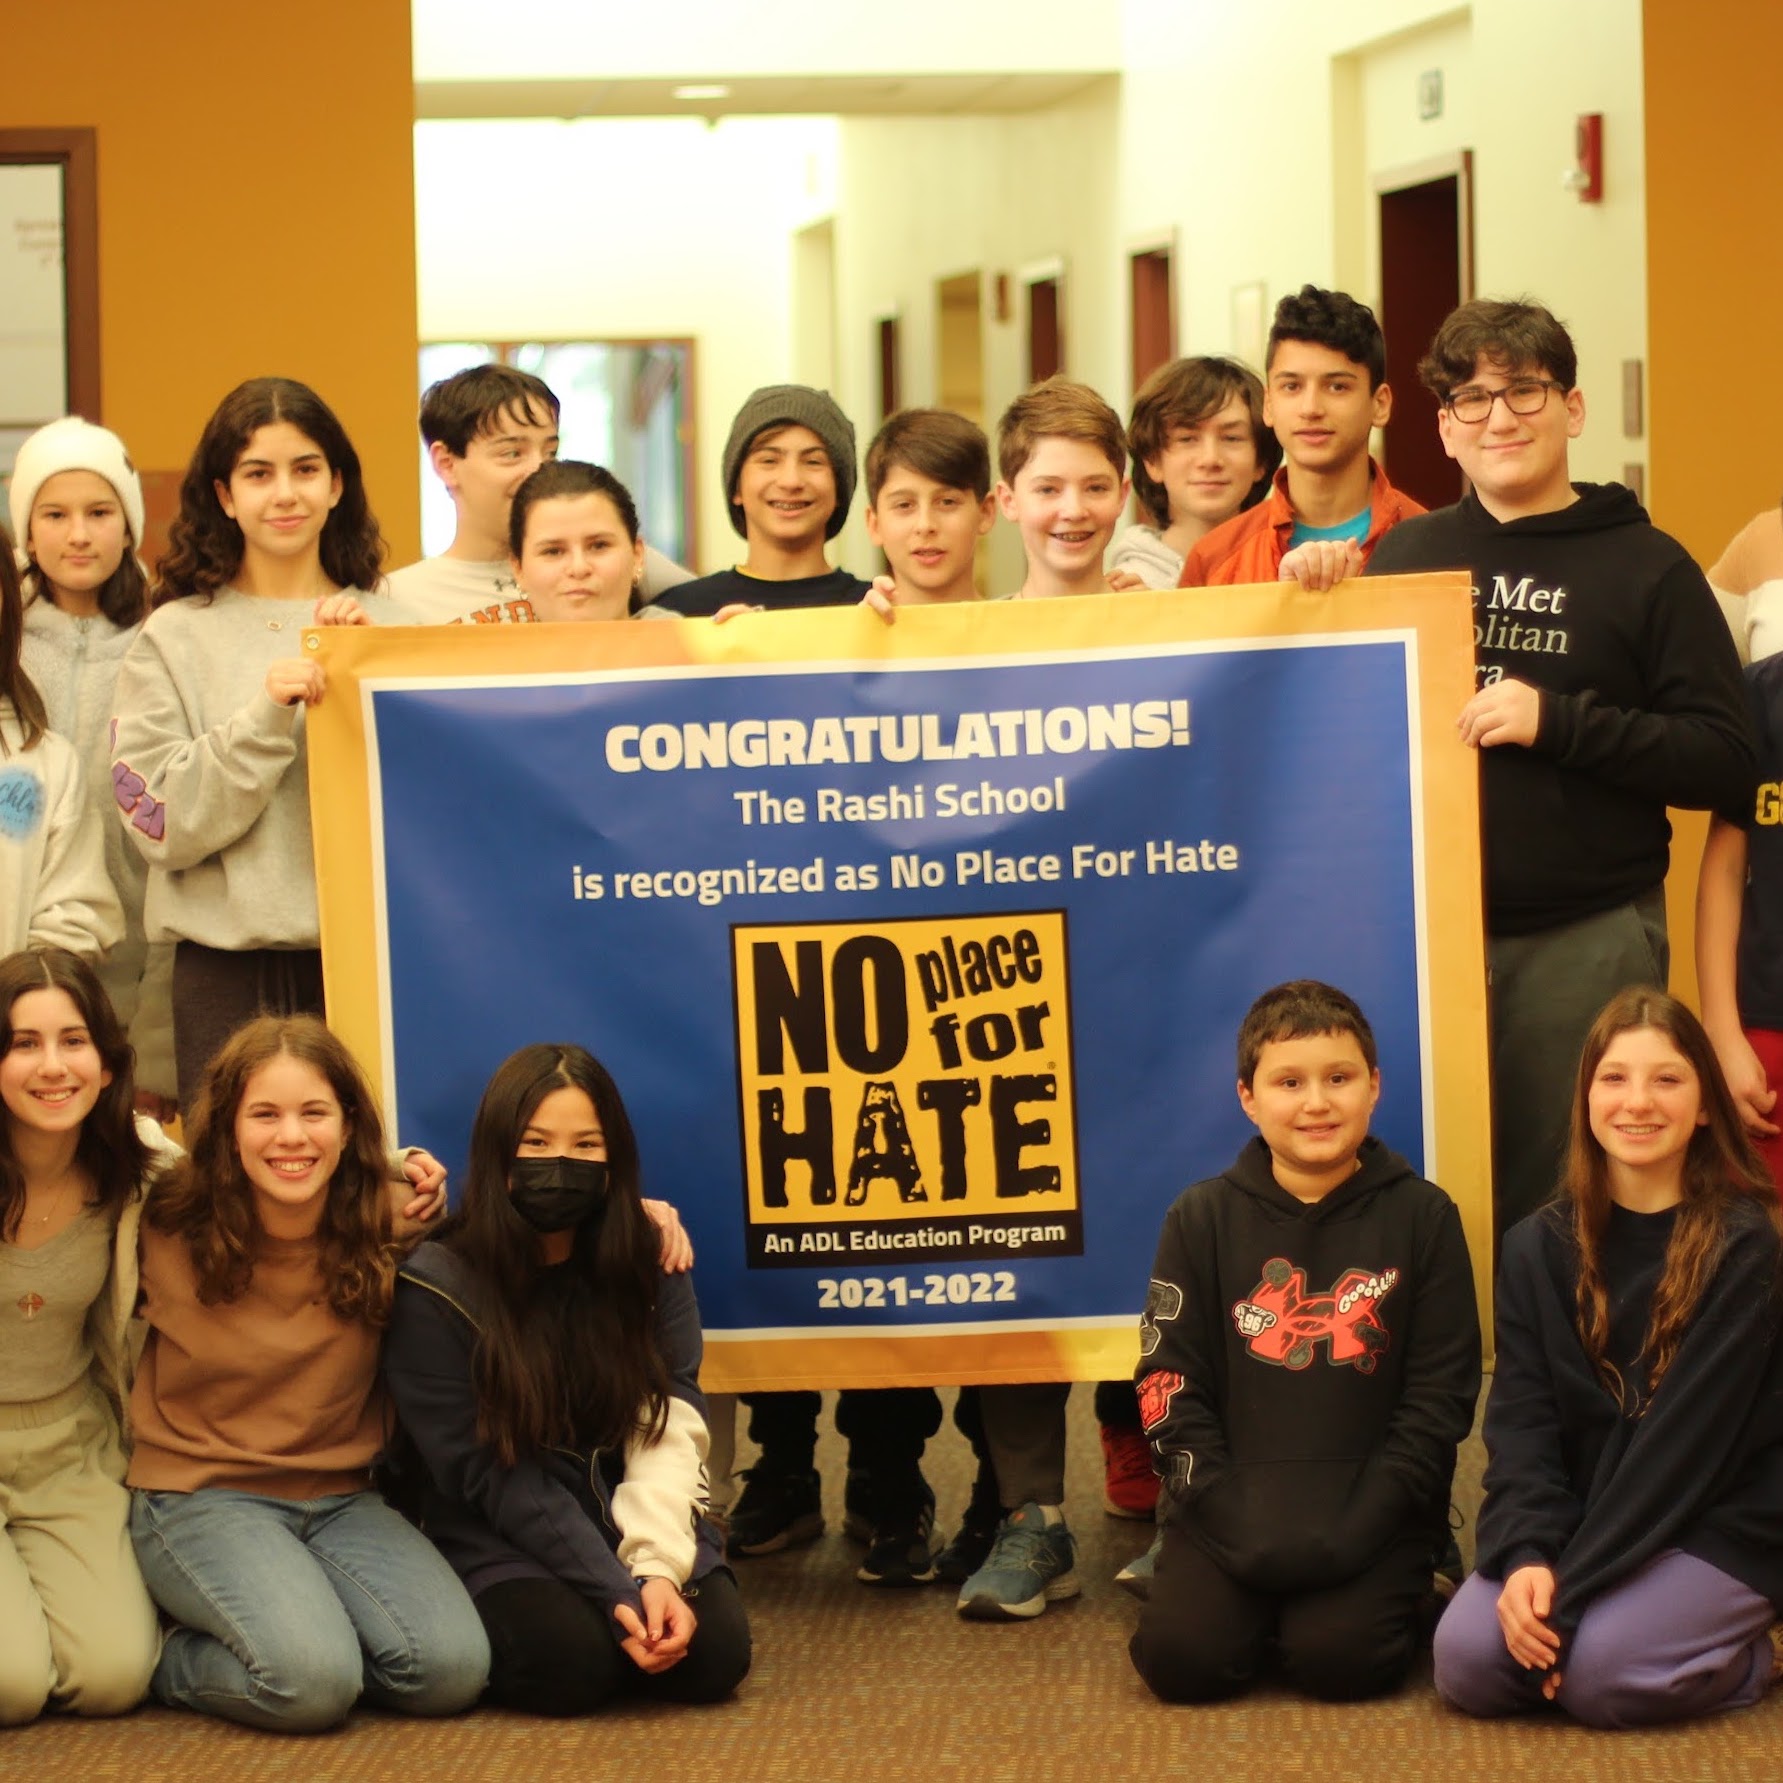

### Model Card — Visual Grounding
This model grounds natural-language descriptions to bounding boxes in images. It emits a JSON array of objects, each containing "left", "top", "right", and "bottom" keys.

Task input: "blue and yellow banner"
[{"left": 307, "top": 576, "right": 1489, "bottom": 1391}]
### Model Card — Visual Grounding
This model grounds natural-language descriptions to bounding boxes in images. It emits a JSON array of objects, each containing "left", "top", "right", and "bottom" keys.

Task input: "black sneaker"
[
  {"left": 857, "top": 1484, "right": 938, "bottom": 1587},
  {"left": 725, "top": 1466, "right": 824, "bottom": 1557},
  {"left": 842, "top": 1467, "right": 874, "bottom": 1544},
  {"left": 933, "top": 1476, "right": 1002, "bottom": 1585}
]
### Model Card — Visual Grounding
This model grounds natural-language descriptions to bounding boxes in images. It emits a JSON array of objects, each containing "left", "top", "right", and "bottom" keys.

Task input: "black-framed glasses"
[{"left": 1442, "top": 379, "right": 1568, "bottom": 423}]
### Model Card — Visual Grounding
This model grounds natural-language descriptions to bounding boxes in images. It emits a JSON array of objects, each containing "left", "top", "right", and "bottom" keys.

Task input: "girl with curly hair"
[
  {"left": 126, "top": 1014, "right": 487, "bottom": 1731},
  {"left": 108, "top": 379, "right": 413, "bottom": 1112}
]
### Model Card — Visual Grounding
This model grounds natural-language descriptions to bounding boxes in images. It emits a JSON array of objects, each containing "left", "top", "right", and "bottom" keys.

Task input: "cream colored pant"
[{"left": 0, "top": 1379, "right": 159, "bottom": 1723}]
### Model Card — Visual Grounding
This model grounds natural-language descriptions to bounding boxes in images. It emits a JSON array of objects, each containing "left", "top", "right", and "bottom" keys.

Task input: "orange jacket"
[{"left": 1177, "top": 460, "right": 1426, "bottom": 587}]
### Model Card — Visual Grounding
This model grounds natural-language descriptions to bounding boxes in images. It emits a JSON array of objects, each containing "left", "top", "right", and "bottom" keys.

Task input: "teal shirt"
[{"left": 1288, "top": 508, "right": 1371, "bottom": 550}]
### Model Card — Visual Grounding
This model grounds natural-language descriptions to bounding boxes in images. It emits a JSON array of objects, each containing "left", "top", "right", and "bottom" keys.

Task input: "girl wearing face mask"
[{"left": 383, "top": 1044, "right": 750, "bottom": 1716}]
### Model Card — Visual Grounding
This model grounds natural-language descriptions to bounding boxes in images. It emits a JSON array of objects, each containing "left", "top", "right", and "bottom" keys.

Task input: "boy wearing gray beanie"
[{"left": 655, "top": 385, "right": 871, "bottom": 617}]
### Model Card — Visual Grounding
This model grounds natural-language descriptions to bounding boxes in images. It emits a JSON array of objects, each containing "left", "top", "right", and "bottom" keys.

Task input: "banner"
[{"left": 308, "top": 577, "right": 1490, "bottom": 1391}]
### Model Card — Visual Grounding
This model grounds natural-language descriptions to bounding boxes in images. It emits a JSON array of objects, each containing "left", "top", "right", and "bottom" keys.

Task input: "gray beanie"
[{"left": 722, "top": 385, "right": 857, "bottom": 540}]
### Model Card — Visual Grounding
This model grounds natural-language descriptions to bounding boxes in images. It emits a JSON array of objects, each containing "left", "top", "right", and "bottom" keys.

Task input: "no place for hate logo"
[{"left": 731, "top": 911, "right": 1083, "bottom": 1267}]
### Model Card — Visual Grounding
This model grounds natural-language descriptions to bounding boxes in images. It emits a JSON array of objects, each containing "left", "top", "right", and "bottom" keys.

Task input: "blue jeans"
[{"left": 130, "top": 1486, "right": 489, "bottom": 1732}]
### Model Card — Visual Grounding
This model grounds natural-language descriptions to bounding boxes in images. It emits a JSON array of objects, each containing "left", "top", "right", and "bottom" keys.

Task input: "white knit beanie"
[{"left": 9, "top": 417, "right": 146, "bottom": 554}]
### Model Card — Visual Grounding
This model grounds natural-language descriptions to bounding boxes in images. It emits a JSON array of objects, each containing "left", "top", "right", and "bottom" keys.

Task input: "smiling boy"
[
  {"left": 996, "top": 377, "right": 1129, "bottom": 602},
  {"left": 1129, "top": 980, "right": 1479, "bottom": 1703},
  {"left": 1111, "top": 356, "right": 1278, "bottom": 589},
  {"left": 863, "top": 409, "right": 995, "bottom": 605},
  {"left": 1367, "top": 299, "right": 1753, "bottom": 1238},
  {"left": 1178, "top": 287, "right": 1423, "bottom": 590},
  {"left": 654, "top": 386, "right": 870, "bottom": 617}
]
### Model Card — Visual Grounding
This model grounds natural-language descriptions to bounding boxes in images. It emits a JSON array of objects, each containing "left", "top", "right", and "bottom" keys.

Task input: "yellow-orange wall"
[
  {"left": 11, "top": 0, "right": 421, "bottom": 563},
  {"left": 1645, "top": 0, "right": 1783, "bottom": 1004}
]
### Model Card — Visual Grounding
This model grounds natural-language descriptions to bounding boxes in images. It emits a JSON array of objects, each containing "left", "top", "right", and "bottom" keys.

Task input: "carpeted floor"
[{"left": 10, "top": 1388, "right": 1781, "bottom": 1781}]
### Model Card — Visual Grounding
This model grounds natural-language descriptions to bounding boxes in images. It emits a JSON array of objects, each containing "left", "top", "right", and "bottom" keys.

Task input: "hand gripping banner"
[{"left": 306, "top": 576, "right": 1489, "bottom": 1391}]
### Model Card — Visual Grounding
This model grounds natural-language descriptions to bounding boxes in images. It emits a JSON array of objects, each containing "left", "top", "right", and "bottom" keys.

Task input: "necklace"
[{"left": 28, "top": 1168, "right": 80, "bottom": 1226}]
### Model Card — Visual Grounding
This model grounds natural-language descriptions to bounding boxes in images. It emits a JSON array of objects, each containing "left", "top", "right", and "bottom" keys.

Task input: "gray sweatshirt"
[
  {"left": 22, "top": 596, "right": 175, "bottom": 1092},
  {"left": 110, "top": 588, "right": 412, "bottom": 950}
]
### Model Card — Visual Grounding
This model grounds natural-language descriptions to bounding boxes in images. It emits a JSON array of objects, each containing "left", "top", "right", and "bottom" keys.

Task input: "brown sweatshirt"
[{"left": 126, "top": 1222, "right": 384, "bottom": 1498}]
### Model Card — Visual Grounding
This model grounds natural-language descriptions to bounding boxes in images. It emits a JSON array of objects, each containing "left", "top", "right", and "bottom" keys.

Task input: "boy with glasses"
[{"left": 1367, "top": 298, "right": 1753, "bottom": 1240}]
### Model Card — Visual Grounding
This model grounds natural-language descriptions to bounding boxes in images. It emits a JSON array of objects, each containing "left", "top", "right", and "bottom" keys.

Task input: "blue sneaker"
[
  {"left": 1116, "top": 1528, "right": 1162, "bottom": 1600},
  {"left": 956, "top": 1503, "right": 1079, "bottom": 1620}
]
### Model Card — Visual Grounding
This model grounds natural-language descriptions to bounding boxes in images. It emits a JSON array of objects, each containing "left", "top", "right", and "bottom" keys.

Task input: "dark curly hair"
[
  {"left": 154, "top": 378, "right": 385, "bottom": 606},
  {"left": 1267, "top": 286, "right": 1387, "bottom": 389}
]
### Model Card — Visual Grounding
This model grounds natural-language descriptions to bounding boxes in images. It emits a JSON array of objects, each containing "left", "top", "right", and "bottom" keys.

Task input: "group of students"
[{"left": 2, "top": 275, "right": 1782, "bottom": 1731}]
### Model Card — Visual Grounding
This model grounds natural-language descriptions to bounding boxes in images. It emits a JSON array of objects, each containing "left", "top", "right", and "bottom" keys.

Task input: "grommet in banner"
[{"left": 304, "top": 632, "right": 321, "bottom": 651}]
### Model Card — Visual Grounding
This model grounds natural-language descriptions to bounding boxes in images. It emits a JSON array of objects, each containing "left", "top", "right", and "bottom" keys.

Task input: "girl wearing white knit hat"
[{"left": 12, "top": 418, "right": 175, "bottom": 1112}]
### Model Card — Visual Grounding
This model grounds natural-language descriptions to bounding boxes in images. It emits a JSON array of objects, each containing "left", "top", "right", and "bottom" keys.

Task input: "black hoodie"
[
  {"left": 1138, "top": 1136, "right": 1480, "bottom": 1592},
  {"left": 1476, "top": 1197, "right": 1783, "bottom": 1646},
  {"left": 1368, "top": 485, "right": 1754, "bottom": 935}
]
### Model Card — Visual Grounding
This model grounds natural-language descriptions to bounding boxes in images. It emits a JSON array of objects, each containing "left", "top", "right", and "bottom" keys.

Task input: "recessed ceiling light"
[{"left": 672, "top": 84, "right": 730, "bottom": 101}]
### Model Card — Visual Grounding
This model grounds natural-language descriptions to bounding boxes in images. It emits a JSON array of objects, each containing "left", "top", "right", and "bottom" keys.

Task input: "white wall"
[
  {"left": 1106, "top": 0, "right": 1645, "bottom": 484},
  {"left": 413, "top": 115, "right": 837, "bottom": 570},
  {"left": 416, "top": 0, "right": 1651, "bottom": 576},
  {"left": 828, "top": 79, "right": 1124, "bottom": 591}
]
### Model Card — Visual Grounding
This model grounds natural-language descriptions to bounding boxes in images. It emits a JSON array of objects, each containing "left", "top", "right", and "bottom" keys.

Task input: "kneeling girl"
[
  {"left": 1435, "top": 988, "right": 1783, "bottom": 1727},
  {"left": 126, "top": 1016, "right": 488, "bottom": 1731},
  {"left": 383, "top": 1044, "right": 749, "bottom": 1715}
]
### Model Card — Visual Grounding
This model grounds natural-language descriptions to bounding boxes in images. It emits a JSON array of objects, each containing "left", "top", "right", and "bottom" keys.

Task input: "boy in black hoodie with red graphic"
[
  {"left": 1130, "top": 981, "right": 1480, "bottom": 1703},
  {"left": 1367, "top": 300, "right": 1753, "bottom": 1240}
]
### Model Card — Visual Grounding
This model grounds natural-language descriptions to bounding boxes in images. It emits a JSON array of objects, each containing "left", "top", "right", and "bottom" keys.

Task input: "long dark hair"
[
  {"left": 448, "top": 1044, "right": 670, "bottom": 1464},
  {"left": 148, "top": 1015, "right": 397, "bottom": 1322},
  {"left": 1, "top": 535, "right": 48, "bottom": 753},
  {"left": 0, "top": 948, "right": 152, "bottom": 1240},
  {"left": 154, "top": 378, "right": 385, "bottom": 605},
  {"left": 1562, "top": 988, "right": 1780, "bottom": 1407}
]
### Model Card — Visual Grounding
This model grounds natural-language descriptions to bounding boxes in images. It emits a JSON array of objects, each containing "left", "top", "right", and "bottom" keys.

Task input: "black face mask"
[{"left": 508, "top": 1157, "right": 609, "bottom": 1234}]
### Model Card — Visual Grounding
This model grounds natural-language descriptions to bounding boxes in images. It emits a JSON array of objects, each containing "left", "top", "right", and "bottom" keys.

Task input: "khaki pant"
[{"left": 0, "top": 1379, "right": 159, "bottom": 1723}]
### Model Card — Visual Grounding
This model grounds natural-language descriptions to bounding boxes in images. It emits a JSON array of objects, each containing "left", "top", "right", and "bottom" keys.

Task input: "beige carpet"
[{"left": 9, "top": 1389, "right": 1781, "bottom": 1782}]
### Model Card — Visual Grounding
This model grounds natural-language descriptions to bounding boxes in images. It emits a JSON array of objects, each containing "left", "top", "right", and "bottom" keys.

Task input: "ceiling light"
[{"left": 673, "top": 84, "right": 731, "bottom": 101}]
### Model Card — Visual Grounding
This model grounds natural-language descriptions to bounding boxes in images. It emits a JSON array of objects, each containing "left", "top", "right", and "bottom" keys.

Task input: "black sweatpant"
[
  {"left": 474, "top": 1568, "right": 751, "bottom": 1716},
  {"left": 1130, "top": 1522, "right": 1433, "bottom": 1704},
  {"left": 743, "top": 1388, "right": 942, "bottom": 1480},
  {"left": 171, "top": 941, "right": 324, "bottom": 1117}
]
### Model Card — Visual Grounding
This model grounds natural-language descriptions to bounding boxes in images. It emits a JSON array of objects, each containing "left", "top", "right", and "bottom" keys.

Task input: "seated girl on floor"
[
  {"left": 383, "top": 1043, "right": 750, "bottom": 1716},
  {"left": 0, "top": 947, "right": 172, "bottom": 1725},
  {"left": 126, "top": 1015, "right": 490, "bottom": 1731},
  {"left": 1435, "top": 987, "right": 1783, "bottom": 1728}
]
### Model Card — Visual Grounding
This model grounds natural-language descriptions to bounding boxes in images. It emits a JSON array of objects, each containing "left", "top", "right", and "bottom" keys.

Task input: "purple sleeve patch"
[{"left": 113, "top": 760, "right": 166, "bottom": 842}]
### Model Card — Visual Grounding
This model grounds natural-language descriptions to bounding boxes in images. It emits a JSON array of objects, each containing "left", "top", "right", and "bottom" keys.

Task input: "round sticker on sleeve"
[{"left": 0, "top": 766, "right": 47, "bottom": 841}]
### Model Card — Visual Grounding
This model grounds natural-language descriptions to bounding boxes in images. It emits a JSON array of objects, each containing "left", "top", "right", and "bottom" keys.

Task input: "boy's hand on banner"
[
  {"left": 1279, "top": 539, "right": 1364, "bottom": 591},
  {"left": 1457, "top": 679, "right": 1541, "bottom": 749}
]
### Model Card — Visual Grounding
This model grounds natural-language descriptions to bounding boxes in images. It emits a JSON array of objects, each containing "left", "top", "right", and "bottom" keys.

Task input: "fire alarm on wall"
[{"left": 1565, "top": 113, "right": 1604, "bottom": 203}]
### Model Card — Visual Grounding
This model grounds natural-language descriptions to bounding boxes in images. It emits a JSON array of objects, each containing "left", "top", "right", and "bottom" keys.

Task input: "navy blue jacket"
[
  {"left": 1476, "top": 1196, "right": 1783, "bottom": 1640},
  {"left": 383, "top": 1241, "right": 724, "bottom": 1620}
]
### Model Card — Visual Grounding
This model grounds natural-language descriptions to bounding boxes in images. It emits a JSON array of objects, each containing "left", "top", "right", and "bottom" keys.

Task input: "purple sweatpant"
[{"left": 1433, "top": 1550, "right": 1775, "bottom": 1729}]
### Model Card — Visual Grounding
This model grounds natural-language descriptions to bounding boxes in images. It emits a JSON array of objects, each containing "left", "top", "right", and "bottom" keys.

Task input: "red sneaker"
[{"left": 1100, "top": 1422, "right": 1159, "bottom": 1519}]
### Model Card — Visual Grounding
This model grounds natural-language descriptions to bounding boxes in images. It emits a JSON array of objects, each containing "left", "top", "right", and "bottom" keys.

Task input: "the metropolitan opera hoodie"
[
  {"left": 1368, "top": 484, "right": 1754, "bottom": 936},
  {"left": 1138, "top": 1136, "right": 1480, "bottom": 1591}
]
